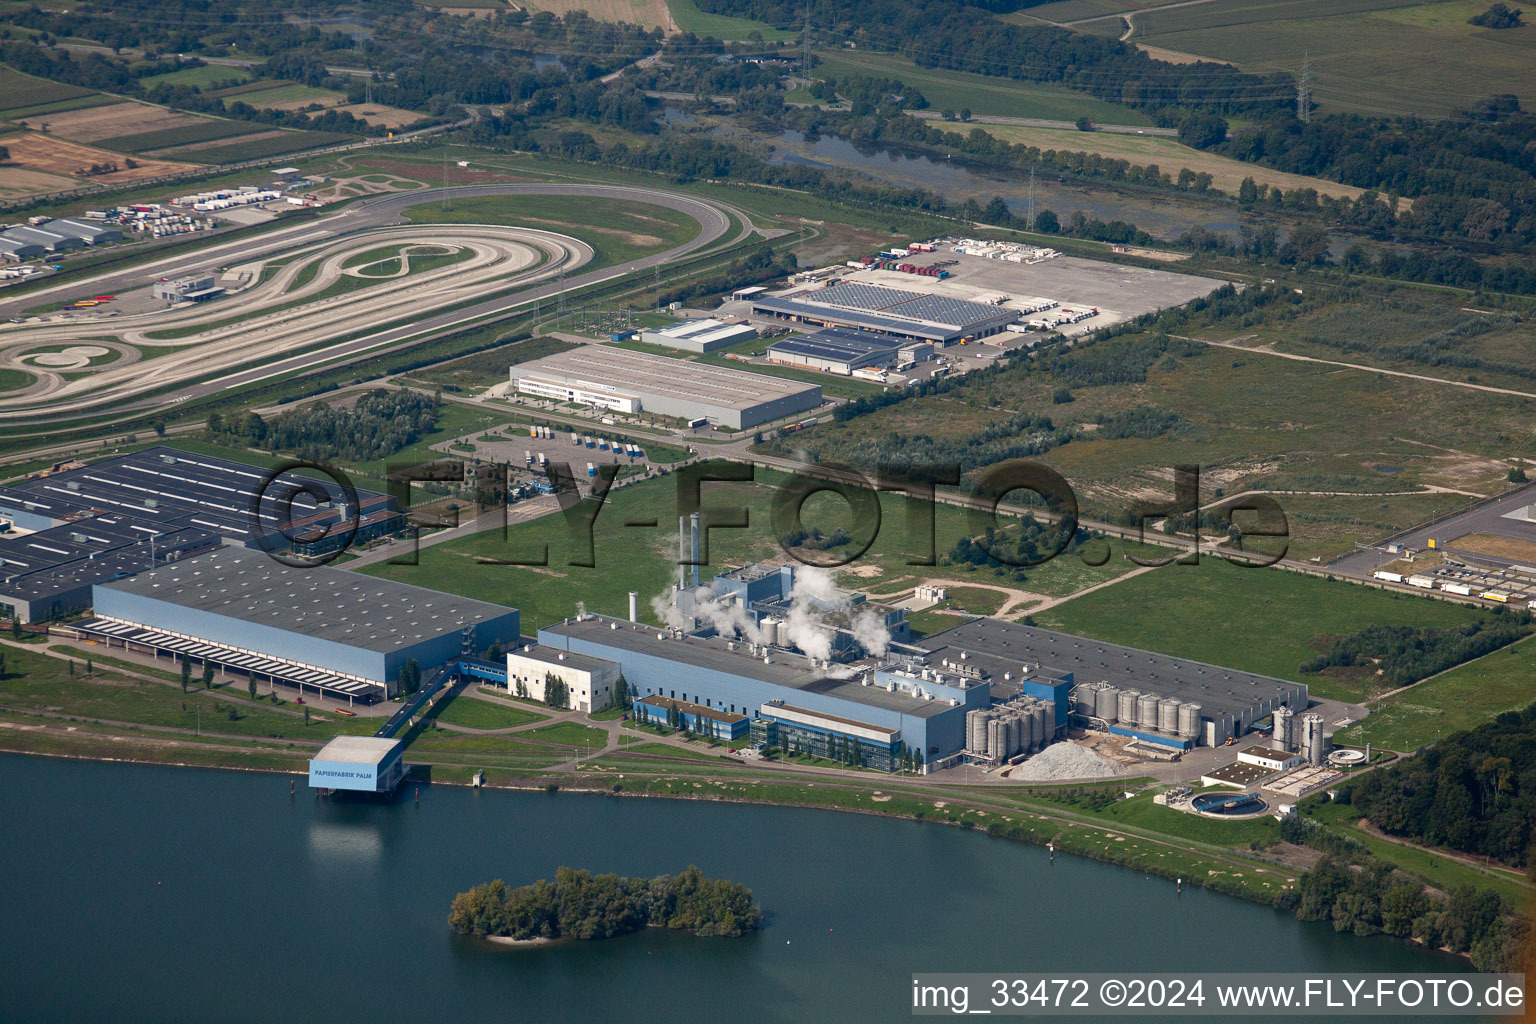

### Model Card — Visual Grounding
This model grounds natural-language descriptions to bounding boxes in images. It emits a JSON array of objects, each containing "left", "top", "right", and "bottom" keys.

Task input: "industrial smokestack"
[
  {"left": 690, "top": 512, "right": 701, "bottom": 589},
  {"left": 628, "top": 591, "right": 638, "bottom": 623}
]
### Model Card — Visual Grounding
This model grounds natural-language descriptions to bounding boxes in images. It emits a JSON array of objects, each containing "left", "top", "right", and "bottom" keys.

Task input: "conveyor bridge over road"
[{"left": 373, "top": 656, "right": 507, "bottom": 738}]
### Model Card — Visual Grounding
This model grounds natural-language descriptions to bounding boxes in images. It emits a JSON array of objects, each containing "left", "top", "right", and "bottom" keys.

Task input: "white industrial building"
[
  {"left": 152, "top": 274, "right": 224, "bottom": 303},
  {"left": 504, "top": 643, "right": 621, "bottom": 713},
  {"left": 510, "top": 346, "right": 821, "bottom": 429},
  {"left": 639, "top": 318, "right": 757, "bottom": 353}
]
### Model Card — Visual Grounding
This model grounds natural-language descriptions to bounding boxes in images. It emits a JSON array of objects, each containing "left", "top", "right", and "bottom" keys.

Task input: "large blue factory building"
[
  {"left": 77, "top": 547, "right": 520, "bottom": 704},
  {"left": 538, "top": 613, "right": 987, "bottom": 770}
]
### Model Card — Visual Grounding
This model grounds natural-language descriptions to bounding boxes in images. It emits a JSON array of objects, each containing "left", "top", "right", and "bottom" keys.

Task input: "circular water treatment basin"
[
  {"left": 1329, "top": 748, "right": 1367, "bottom": 766},
  {"left": 1191, "top": 792, "right": 1267, "bottom": 816}
]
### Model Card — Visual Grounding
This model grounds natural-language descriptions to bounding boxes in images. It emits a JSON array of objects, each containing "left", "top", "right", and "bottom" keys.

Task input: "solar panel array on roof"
[
  {"left": 813, "top": 281, "right": 924, "bottom": 310},
  {"left": 0, "top": 446, "right": 400, "bottom": 622}
]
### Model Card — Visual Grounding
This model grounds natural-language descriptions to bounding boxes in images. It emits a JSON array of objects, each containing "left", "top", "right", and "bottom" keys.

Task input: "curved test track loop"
[{"left": 0, "top": 183, "right": 748, "bottom": 427}]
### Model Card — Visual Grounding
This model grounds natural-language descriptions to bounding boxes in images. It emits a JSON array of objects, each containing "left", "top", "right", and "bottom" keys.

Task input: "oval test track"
[{"left": 0, "top": 183, "right": 752, "bottom": 427}]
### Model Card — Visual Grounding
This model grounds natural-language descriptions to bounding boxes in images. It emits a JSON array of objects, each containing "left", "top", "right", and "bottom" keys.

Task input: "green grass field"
[
  {"left": 0, "top": 368, "right": 36, "bottom": 393},
  {"left": 667, "top": 0, "right": 797, "bottom": 40},
  {"left": 225, "top": 82, "right": 346, "bottom": 109},
  {"left": 149, "top": 64, "right": 252, "bottom": 90},
  {"left": 0, "top": 66, "right": 95, "bottom": 112},
  {"left": 404, "top": 334, "right": 575, "bottom": 391},
  {"left": 93, "top": 117, "right": 266, "bottom": 155},
  {"left": 1130, "top": 0, "right": 1536, "bottom": 117},
  {"left": 427, "top": 692, "right": 549, "bottom": 729},
  {"left": 1036, "top": 559, "right": 1484, "bottom": 700},
  {"left": 1307, "top": 799, "right": 1532, "bottom": 905},
  {"left": 813, "top": 49, "right": 1152, "bottom": 125},
  {"left": 1334, "top": 638, "right": 1536, "bottom": 752},
  {"left": 156, "top": 129, "right": 356, "bottom": 164},
  {"left": 360, "top": 464, "right": 1183, "bottom": 630},
  {"left": 524, "top": 721, "right": 608, "bottom": 747},
  {"left": 0, "top": 644, "right": 365, "bottom": 742},
  {"left": 0, "top": 93, "right": 119, "bottom": 120},
  {"left": 405, "top": 194, "right": 698, "bottom": 269}
]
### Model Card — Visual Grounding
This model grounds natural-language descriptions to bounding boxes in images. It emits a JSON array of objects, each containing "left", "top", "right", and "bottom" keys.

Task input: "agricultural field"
[
  {"left": 223, "top": 82, "right": 346, "bottom": 109},
  {"left": 0, "top": 131, "right": 195, "bottom": 185},
  {"left": 1125, "top": 0, "right": 1536, "bottom": 117},
  {"left": 152, "top": 128, "right": 355, "bottom": 163},
  {"left": 0, "top": 94, "right": 121, "bottom": 120},
  {"left": 1035, "top": 558, "right": 1484, "bottom": 700},
  {"left": 0, "top": 66, "right": 94, "bottom": 112},
  {"left": 1333, "top": 639, "right": 1536, "bottom": 752},
  {"left": 666, "top": 0, "right": 797, "bottom": 40},
  {"left": 146, "top": 64, "right": 252, "bottom": 89},
  {"left": 527, "top": 0, "right": 679, "bottom": 32},
  {"left": 93, "top": 118, "right": 269, "bottom": 155},
  {"left": 974, "top": 122, "right": 1367, "bottom": 200},
  {"left": 14, "top": 99, "right": 215, "bottom": 144},
  {"left": 813, "top": 50, "right": 1151, "bottom": 125},
  {"left": 333, "top": 102, "right": 423, "bottom": 129}
]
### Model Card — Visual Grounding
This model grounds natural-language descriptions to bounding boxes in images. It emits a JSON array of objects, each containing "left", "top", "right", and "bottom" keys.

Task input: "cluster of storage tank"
[
  {"left": 1074, "top": 681, "right": 1201, "bottom": 740},
  {"left": 965, "top": 698, "right": 1052, "bottom": 762},
  {"left": 1268, "top": 706, "right": 1326, "bottom": 763}
]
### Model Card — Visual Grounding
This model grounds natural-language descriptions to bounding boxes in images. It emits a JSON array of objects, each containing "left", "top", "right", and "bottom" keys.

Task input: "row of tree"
[
  {"left": 1345, "top": 702, "right": 1536, "bottom": 867},
  {"left": 209, "top": 389, "right": 441, "bottom": 463},
  {"left": 1300, "top": 616, "right": 1533, "bottom": 687},
  {"left": 448, "top": 865, "right": 763, "bottom": 940}
]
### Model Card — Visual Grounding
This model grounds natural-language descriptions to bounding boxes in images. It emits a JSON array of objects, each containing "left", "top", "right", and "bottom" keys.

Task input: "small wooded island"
[{"left": 449, "top": 865, "right": 764, "bottom": 942}]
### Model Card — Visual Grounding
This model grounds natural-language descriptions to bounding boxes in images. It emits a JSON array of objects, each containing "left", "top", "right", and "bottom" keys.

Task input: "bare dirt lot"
[
  {"left": 0, "top": 165, "right": 83, "bottom": 199},
  {"left": 3, "top": 132, "right": 196, "bottom": 183},
  {"left": 334, "top": 103, "right": 422, "bottom": 129},
  {"left": 1446, "top": 532, "right": 1536, "bottom": 565},
  {"left": 17, "top": 101, "right": 206, "bottom": 143}
]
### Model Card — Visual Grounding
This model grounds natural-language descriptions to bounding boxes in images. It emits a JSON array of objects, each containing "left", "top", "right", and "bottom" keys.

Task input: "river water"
[
  {"left": 766, "top": 130, "right": 1242, "bottom": 240},
  {"left": 0, "top": 755, "right": 1467, "bottom": 1022}
]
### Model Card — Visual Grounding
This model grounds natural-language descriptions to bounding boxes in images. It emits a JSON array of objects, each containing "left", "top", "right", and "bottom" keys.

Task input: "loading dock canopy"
[{"left": 73, "top": 616, "right": 386, "bottom": 700}]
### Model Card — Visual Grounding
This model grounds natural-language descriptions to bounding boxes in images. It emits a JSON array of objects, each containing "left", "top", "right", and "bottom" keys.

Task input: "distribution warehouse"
[
  {"left": 509, "top": 346, "right": 821, "bottom": 429},
  {"left": 750, "top": 281, "right": 1019, "bottom": 344},
  {"left": 74, "top": 546, "right": 521, "bottom": 704},
  {"left": 0, "top": 447, "right": 401, "bottom": 622}
]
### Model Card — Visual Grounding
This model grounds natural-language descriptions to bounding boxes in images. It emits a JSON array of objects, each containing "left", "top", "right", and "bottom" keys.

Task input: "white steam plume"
[
  {"left": 651, "top": 590, "right": 691, "bottom": 631},
  {"left": 851, "top": 607, "right": 892, "bottom": 659}
]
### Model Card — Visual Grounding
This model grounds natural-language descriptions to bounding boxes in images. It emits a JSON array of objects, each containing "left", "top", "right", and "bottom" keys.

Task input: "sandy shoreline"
[{"left": 484, "top": 934, "right": 558, "bottom": 948}]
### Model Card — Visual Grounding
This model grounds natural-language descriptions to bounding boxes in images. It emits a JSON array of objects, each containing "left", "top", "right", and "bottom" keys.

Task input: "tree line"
[
  {"left": 448, "top": 865, "right": 763, "bottom": 940},
  {"left": 1301, "top": 616, "right": 1533, "bottom": 687},
  {"left": 696, "top": 0, "right": 1293, "bottom": 116},
  {"left": 207, "top": 388, "right": 440, "bottom": 463},
  {"left": 1346, "top": 701, "right": 1536, "bottom": 868}
]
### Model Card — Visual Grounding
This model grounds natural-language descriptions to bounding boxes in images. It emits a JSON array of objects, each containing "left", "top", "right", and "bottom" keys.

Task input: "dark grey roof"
[
  {"left": 98, "top": 546, "right": 517, "bottom": 652},
  {"left": 916, "top": 618, "right": 1304, "bottom": 716},
  {"left": 767, "top": 328, "right": 900, "bottom": 363}
]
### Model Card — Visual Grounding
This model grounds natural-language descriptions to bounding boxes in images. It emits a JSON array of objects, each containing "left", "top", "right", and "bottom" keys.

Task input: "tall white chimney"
[{"left": 628, "top": 591, "right": 638, "bottom": 623}]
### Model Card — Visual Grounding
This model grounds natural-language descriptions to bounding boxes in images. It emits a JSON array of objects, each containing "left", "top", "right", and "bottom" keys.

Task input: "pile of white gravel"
[{"left": 1008, "top": 742, "right": 1125, "bottom": 782}]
